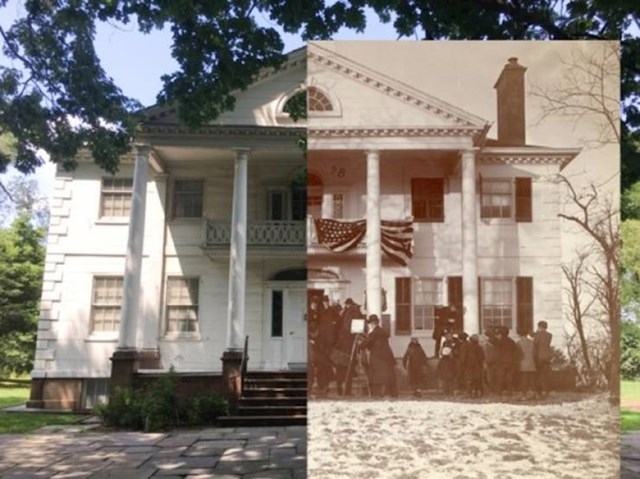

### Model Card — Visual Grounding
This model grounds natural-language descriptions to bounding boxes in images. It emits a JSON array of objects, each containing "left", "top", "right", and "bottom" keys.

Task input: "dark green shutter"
[
  {"left": 515, "top": 177, "right": 532, "bottom": 222},
  {"left": 516, "top": 277, "right": 534, "bottom": 335}
]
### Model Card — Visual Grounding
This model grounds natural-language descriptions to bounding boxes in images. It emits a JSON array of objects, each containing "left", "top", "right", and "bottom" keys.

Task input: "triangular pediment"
[
  {"left": 143, "top": 48, "right": 306, "bottom": 128},
  {"left": 308, "top": 42, "right": 490, "bottom": 131}
]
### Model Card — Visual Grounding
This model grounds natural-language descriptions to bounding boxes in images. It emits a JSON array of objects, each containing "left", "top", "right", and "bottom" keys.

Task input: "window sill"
[
  {"left": 95, "top": 218, "right": 130, "bottom": 225},
  {"left": 85, "top": 334, "right": 118, "bottom": 342},
  {"left": 161, "top": 333, "right": 202, "bottom": 341},
  {"left": 479, "top": 217, "right": 516, "bottom": 226}
]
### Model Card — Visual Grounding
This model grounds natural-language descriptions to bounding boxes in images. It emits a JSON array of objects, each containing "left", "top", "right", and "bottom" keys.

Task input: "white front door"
[{"left": 284, "top": 288, "right": 307, "bottom": 365}]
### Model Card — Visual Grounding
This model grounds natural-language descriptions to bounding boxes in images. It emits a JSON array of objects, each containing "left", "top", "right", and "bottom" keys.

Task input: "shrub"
[
  {"left": 96, "top": 371, "right": 230, "bottom": 432},
  {"left": 95, "top": 386, "right": 144, "bottom": 430},
  {"left": 185, "top": 393, "right": 229, "bottom": 426},
  {"left": 140, "top": 372, "right": 181, "bottom": 431}
]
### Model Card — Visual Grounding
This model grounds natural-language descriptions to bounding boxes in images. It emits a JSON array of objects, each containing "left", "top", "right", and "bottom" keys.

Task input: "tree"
[
  {"left": 0, "top": 1, "right": 637, "bottom": 176},
  {"left": 530, "top": 42, "right": 620, "bottom": 149},
  {"left": 0, "top": 173, "right": 49, "bottom": 228},
  {"left": 557, "top": 175, "right": 620, "bottom": 402},
  {"left": 0, "top": 212, "right": 45, "bottom": 375},
  {"left": 562, "top": 252, "right": 599, "bottom": 388}
]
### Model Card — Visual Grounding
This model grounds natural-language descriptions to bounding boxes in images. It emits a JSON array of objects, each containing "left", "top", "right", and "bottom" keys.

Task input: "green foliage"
[
  {"left": 0, "top": 1, "right": 637, "bottom": 175},
  {"left": 184, "top": 393, "right": 229, "bottom": 426},
  {"left": 621, "top": 408, "right": 640, "bottom": 432},
  {"left": 622, "top": 321, "right": 640, "bottom": 380},
  {"left": 621, "top": 219, "right": 640, "bottom": 313},
  {"left": 0, "top": 214, "right": 45, "bottom": 375},
  {"left": 96, "top": 372, "right": 229, "bottom": 432}
]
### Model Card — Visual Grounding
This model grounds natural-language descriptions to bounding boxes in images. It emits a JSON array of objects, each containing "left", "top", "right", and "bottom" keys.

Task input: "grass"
[
  {"left": 622, "top": 380, "right": 640, "bottom": 401},
  {"left": 622, "top": 408, "right": 640, "bottom": 432},
  {"left": 0, "top": 378, "right": 85, "bottom": 434}
]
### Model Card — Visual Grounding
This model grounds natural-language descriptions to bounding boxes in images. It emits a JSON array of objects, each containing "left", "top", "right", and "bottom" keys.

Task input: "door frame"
[{"left": 264, "top": 280, "right": 306, "bottom": 370}]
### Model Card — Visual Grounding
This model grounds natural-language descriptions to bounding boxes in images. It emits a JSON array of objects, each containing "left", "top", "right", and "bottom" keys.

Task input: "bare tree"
[
  {"left": 531, "top": 42, "right": 620, "bottom": 148},
  {"left": 562, "top": 252, "right": 598, "bottom": 388},
  {"left": 557, "top": 175, "right": 619, "bottom": 403}
]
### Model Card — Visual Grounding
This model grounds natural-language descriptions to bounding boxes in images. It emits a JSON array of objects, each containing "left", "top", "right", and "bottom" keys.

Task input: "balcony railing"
[{"left": 204, "top": 219, "right": 306, "bottom": 247}]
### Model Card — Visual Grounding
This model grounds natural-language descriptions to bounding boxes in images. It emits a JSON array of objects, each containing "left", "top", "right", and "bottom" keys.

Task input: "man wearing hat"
[
  {"left": 361, "top": 314, "right": 397, "bottom": 398},
  {"left": 315, "top": 295, "right": 335, "bottom": 396}
]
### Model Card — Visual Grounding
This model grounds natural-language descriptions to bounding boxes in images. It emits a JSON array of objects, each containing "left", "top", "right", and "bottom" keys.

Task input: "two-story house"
[
  {"left": 29, "top": 48, "right": 308, "bottom": 410},
  {"left": 306, "top": 41, "right": 582, "bottom": 358}
]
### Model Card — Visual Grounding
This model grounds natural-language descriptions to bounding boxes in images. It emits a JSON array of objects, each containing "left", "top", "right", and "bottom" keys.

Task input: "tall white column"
[
  {"left": 460, "top": 149, "right": 479, "bottom": 335},
  {"left": 118, "top": 144, "right": 150, "bottom": 350},
  {"left": 365, "top": 150, "right": 382, "bottom": 319},
  {"left": 226, "top": 148, "right": 249, "bottom": 351}
]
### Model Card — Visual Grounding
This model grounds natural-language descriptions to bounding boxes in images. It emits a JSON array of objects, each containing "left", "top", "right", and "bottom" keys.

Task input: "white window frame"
[
  {"left": 480, "top": 277, "right": 515, "bottom": 330},
  {"left": 90, "top": 276, "right": 123, "bottom": 335},
  {"left": 481, "top": 177, "right": 514, "bottom": 219},
  {"left": 412, "top": 277, "right": 446, "bottom": 333},
  {"left": 99, "top": 178, "right": 133, "bottom": 219},
  {"left": 164, "top": 276, "right": 200, "bottom": 336}
]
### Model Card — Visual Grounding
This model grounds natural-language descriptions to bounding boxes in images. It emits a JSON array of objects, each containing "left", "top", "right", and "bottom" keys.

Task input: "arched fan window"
[{"left": 307, "top": 86, "right": 333, "bottom": 112}]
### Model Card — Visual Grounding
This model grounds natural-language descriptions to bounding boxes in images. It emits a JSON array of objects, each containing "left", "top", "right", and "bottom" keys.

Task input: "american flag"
[{"left": 313, "top": 218, "right": 414, "bottom": 266}]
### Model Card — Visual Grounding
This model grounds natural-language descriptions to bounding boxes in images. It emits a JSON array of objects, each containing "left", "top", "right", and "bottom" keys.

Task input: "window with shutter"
[
  {"left": 515, "top": 177, "right": 532, "bottom": 222},
  {"left": 411, "top": 178, "right": 445, "bottom": 222},
  {"left": 516, "top": 277, "right": 534, "bottom": 335}
]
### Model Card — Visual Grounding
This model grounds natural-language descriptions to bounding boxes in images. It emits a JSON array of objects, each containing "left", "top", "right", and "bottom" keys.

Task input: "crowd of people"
[{"left": 308, "top": 296, "right": 555, "bottom": 401}]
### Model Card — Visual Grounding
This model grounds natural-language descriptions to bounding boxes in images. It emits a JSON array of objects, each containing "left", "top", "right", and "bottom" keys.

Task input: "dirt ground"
[{"left": 308, "top": 393, "right": 619, "bottom": 479}]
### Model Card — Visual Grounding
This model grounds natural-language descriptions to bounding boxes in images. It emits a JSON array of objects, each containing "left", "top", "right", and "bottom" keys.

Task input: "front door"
[{"left": 285, "top": 288, "right": 307, "bottom": 365}]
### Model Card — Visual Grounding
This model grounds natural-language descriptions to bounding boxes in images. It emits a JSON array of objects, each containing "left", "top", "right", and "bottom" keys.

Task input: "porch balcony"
[{"left": 202, "top": 218, "right": 306, "bottom": 256}]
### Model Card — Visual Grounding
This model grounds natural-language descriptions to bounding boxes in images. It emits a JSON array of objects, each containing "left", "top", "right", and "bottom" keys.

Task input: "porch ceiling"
[{"left": 152, "top": 146, "right": 304, "bottom": 169}]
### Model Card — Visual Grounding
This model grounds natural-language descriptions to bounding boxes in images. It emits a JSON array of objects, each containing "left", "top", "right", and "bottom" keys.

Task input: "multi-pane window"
[
  {"left": 173, "top": 180, "right": 203, "bottom": 218},
  {"left": 308, "top": 87, "right": 333, "bottom": 112},
  {"left": 100, "top": 178, "right": 132, "bottom": 217},
  {"left": 268, "top": 190, "right": 288, "bottom": 220},
  {"left": 91, "top": 277, "right": 123, "bottom": 332},
  {"left": 413, "top": 278, "right": 443, "bottom": 331},
  {"left": 166, "top": 277, "right": 199, "bottom": 333},
  {"left": 411, "top": 178, "right": 444, "bottom": 222},
  {"left": 480, "top": 278, "right": 513, "bottom": 330},
  {"left": 481, "top": 178, "right": 512, "bottom": 218}
]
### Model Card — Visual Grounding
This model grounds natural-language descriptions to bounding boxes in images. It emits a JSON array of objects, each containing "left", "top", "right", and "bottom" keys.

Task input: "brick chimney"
[{"left": 494, "top": 57, "right": 527, "bottom": 146}]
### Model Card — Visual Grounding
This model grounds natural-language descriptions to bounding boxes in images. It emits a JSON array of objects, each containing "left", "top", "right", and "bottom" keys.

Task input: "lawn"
[
  {"left": 622, "top": 380, "right": 640, "bottom": 432},
  {"left": 0, "top": 378, "right": 85, "bottom": 434}
]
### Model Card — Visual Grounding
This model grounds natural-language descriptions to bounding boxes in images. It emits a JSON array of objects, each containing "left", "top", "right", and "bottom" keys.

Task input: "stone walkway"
[
  {"left": 0, "top": 424, "right": 306, "bottom": 478},
  {"left": 622, "top": 432, "right": 640, "bottom": 479}
]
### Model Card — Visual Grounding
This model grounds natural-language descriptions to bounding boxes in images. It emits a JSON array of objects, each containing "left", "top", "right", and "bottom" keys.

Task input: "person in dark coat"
[
  {"left": 455, "top": 332, "right": 470, "bottom": 394},
  {"left": 362, "top": 315, "right": 397, "bottom": 398},
  {"left": 315, "top": 296, "right": 335, "bottom": 396},
  {"left": 463, "top": 334, "right": 485, "bottom": 398},
  {"left": 493, "top": 326, "right": 521, "bottom": 398},
  {"left": 437, "top": 342, "right": 456, "bottom": 396},
  {"left": 332, "top": 298, "right": 361, "bottom": 395},
  {"left": 534, "top": 320, "right": 553, "bottom": 398},
  {"left": 432, "top": 306, "right": 447, "bottom": 358},
  {"left": 402, "top": 338, "right": 428, "bottom": 397}
]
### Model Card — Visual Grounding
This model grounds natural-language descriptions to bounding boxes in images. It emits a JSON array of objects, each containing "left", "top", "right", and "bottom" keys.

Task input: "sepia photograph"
[{"left": 306, "top": 40, "right": 620, "bottom": 478}]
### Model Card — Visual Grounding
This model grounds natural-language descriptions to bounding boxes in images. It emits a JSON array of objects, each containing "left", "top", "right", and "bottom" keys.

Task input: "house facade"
[
  {"left": 306, "top": 42, "right": 581, "bottom": 358},
  {"left": 29, "top": 49, "right": 308, "bottom": 410}
]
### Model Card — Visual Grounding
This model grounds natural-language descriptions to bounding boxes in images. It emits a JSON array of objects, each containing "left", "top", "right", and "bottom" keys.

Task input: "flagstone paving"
[
  {"left": 622, "top": 432, "right": 640, "bottom": 479},
  {"left": 0, "top": 424, "right": 306, "bottom": 478}
]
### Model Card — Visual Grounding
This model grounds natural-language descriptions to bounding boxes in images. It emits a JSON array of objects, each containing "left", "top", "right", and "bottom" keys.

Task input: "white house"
[
  {"left": 305, "top": 41, "right": 586, "bottom": 358},
  {"left": 29, "top": 48, "right": 308, "bottom": 410},
  {"left": 27, "top": 41, "right": 616, "bottom": 409}
]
